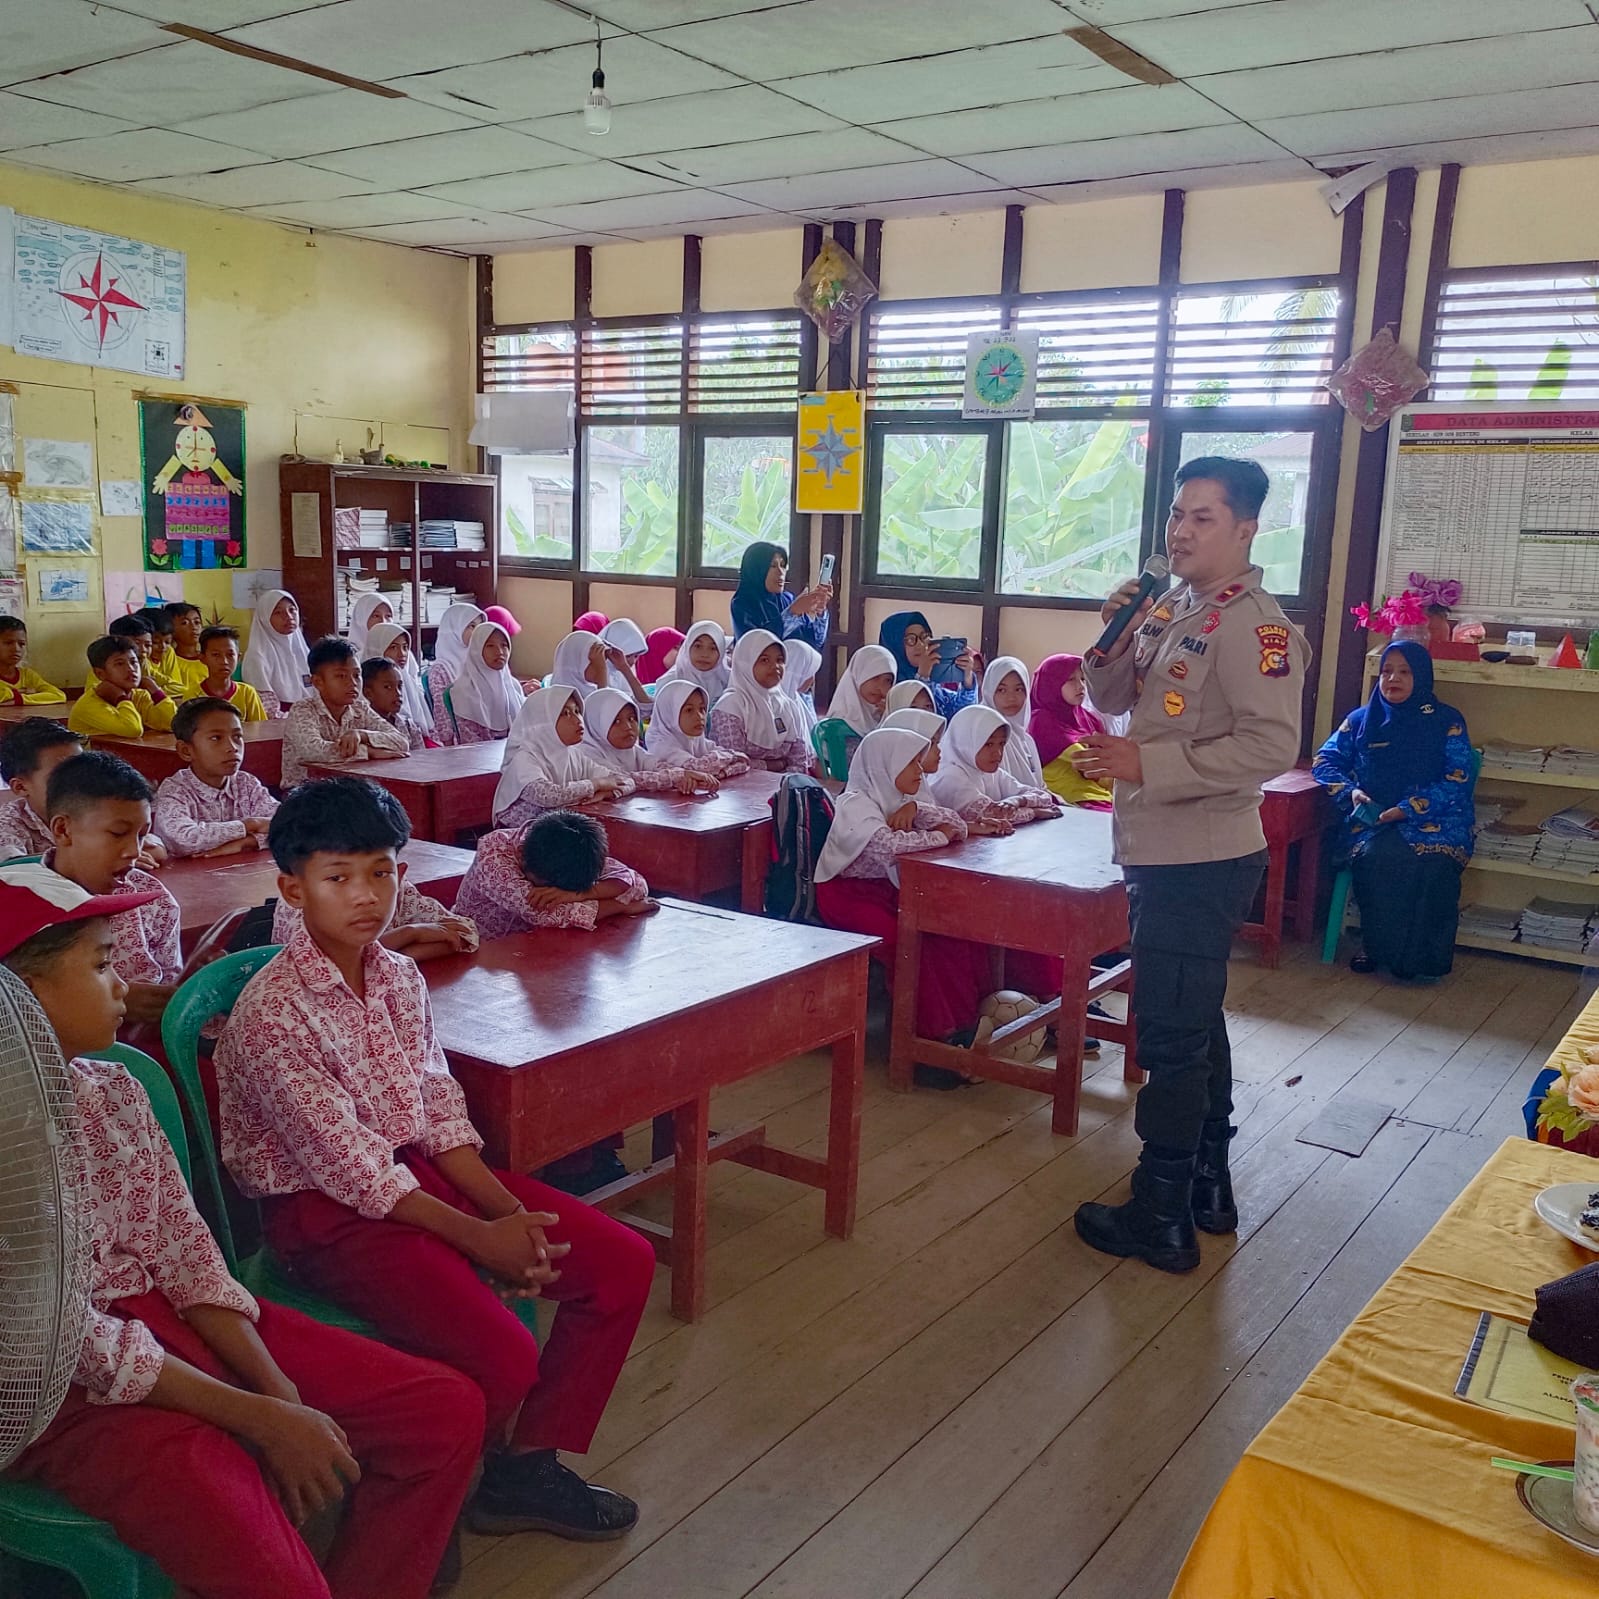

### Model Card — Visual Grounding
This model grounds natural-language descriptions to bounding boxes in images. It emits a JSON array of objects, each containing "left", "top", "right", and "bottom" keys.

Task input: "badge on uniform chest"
[
  {"left": 1177, "top": 635, "right": 1208, "bottom": 656},
  {"left": 1163, "top": 690, "right": 1185, "bottom": 716}
]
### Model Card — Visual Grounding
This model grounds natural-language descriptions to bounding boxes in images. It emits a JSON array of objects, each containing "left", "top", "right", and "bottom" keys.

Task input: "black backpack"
[{"left": 765, "top": 774, "right": 835, "bottom": 923}]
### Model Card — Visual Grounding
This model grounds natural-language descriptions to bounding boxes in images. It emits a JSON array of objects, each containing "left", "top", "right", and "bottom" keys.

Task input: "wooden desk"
[
  {"left": 890, "top": 810, "right": 1138, "bottom": 1136},
  {"left": 424, "top": 900, "right": 874, "bottom": 1320},
  {"left": 98, "top": 723, "right": 284, "bottom": 789},
  {"left": 309, "top": 741, "right": 506, "bottom": 843},
  {"left": 586, "top": 769, "right": 781, "bottom": 912},
  {"left": 1242, "top": 767, "right": 1329, "bottom": 968},
  {"left": 162, "top": 838, "right": 472, "bottom": 952},
  {"left": 0, "top": 700, "right": 73, "bottom": 723}
]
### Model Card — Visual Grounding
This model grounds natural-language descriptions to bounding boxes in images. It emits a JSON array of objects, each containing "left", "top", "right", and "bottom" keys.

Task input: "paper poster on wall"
[
  {"left": 290, "top": 492, "right": 322, "bottom": 558},
  {"left": 20, "top": 499, "right": 94, "bottom": 554},
  {"left": 232, "top": 567, "right": 282, "bottom": 611},
  {"left": 23, "top": 437, "right": 94, "bottom": 490},
  {"left": 0, "top": 208, "right": 12, "bottom": 352},
  {"left": 100, "top": 479, "right": 143, "bottom": 518},
  {"left": 0, "top": 485, "right": 16, "bottom": 570},
  {"left": 0, "top": 392, "right": 13, "bottom": 475},
  {"left": 0, "top": 575, "right": 23, "bottom": 619},
  {"left": 138, "top": 398, "right": 245, "bottom": 571},
  {"left": 795, "top": 390, "right": 865, "bottom": 515},
  {"left": 34, "top": 565, "right": 93, "bottom": 607},
  {"left": 104, "top": 568, "right": 183, "bottom": 626},
  {"left": 962, "top": 330, "right": 1039, "bottom": 421},
  {"left": 13, "top": 215, "right": 185, "bottom": 378}
]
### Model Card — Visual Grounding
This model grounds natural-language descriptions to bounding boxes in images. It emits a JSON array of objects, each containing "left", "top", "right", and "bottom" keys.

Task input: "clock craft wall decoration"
[
  {"left": 962, "top": 329, "right": 1039, "bottom": 421},
  {"left": 137, "top": 397, "right": 246, "bottom": 572}
]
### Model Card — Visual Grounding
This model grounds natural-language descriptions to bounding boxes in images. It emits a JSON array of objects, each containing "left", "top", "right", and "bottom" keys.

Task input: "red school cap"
[{"left": 0, "top": 860, "right": 161, "bottom": 961}]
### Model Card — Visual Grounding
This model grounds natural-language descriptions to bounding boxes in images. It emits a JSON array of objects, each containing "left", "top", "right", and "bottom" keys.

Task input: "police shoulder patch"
[{"left": 1255, "top": 623, "right": 1291, "bottom": 678}]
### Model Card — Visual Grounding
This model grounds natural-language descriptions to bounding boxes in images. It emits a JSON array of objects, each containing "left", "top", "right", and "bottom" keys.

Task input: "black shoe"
[
  {"left": 1349, "top": 954, "right": 1377, "bottom": 974},
  {"left": 430, "top": 1525, "right": 462, "bottom": 1594},
  {"left": 1073, "top": 1150, "right": 1200, "bottom": 1273},
  {"left": 471, "top": 1451, "right": 638, "bottom": 1540},
  {"left": 915, "top": 1064, "right": 976, "bottom": 1091},
  {"left": 1192, "top": 1119, "right": 1237, "bottom": 1235},
  {"left": 542, "top": 1146, "right": 628, "bottom": 1196},
  {"left": 1087, "top": 1001, "right": 1112, "bottom": 1020}
]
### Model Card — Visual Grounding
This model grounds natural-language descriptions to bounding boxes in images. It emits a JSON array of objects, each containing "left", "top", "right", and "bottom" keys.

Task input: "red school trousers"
[
  {"left": 13, "top": 1293, "right": 483, "bottom": 1599},
  {"left": 263, "top": 1152, "right": 656, "bottom": 1454}
]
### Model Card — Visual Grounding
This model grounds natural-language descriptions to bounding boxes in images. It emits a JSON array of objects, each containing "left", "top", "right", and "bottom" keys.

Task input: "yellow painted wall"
[
  {"left": 590, "top": 239, "right": 682, "bottom": 318},
  {"left": 701, "top": 228, "right": 805, "bottom": 312},
  {"left": 877, "top": 211, "right": 1007, "bottom": 301},
  {"left": 1020, "top": 194, "right": 1164, "bottom": 292},
  {"left": 1451, "top": 154, "right": 1599, "bottom": 269},
  {"left": 0, "top": 161, "right": 472, "bottom": 689},
  {"left": 492, "top": 247, "right": 576, "bottom": 325},
  {"left": 1180, "top": 181, "right": 1343, "bottom": 283}
]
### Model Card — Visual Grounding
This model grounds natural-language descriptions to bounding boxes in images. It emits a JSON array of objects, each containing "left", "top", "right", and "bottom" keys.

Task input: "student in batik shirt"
[
  {"left": 154, "top": 698, "right": 279, "bottom": 858},
  {"left": 0, "top": 715, "right": 83, "bottom": 860},
  {"left": 279, "top": 637, "right": 408, "bottom": 787}
]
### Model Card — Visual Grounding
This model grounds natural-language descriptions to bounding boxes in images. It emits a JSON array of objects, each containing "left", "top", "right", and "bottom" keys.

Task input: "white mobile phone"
[{"left": 817, "top": 553, "right": 836, "bottom": 586}]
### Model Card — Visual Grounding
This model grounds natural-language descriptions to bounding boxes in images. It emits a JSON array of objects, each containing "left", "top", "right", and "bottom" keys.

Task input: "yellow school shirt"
[
  {"left": 145, "top": 645, "right": 182, "bottom": 696},
  {"left": 186, "top": 678, "right": 267, "bottom": 722},
  {"left": 69, "top": 687, "right": 178, "bottom": 738},
  {"left": 0, "top": 664, "right": 66, "bottom": 705},
  {"left": 162, "top": 652, "right": 210, "bottom": 697}
]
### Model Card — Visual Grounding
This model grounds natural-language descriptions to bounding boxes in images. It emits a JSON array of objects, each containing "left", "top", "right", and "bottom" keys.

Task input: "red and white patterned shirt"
[
  {"left": 0, "top": 794, "right": 51, "bottom": 861},
  {"left": 279, "top": 693, "right": 409, "bottom": 787},
  {"left": 452, "top": 827, "right": 648, "bottom": 940},
  {"left": 269, "top": 877, "right": 467, "bottom": 945},
  {"left": 709, "top": 706, "right": 810, "bottom": 772},
  {"left": 153, "top": 767, "right": 280, "bottom": 858},
  {"left": 839, "top": 802, "right": 968, "bottom": 879},
  {"left": 42, "top": 854, "right": 182, "bottom": 985},
  {"left": 69, "top": 1055, "right": 258, "bottom": 1406},
  {"left": 215, "top": 925, "right": 482, "bottom": 1219}
]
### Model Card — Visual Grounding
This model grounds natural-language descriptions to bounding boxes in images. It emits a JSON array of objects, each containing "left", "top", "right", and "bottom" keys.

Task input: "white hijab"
[
  {"left": 347, "top": 592, "right": 393, "bottom": 658},
  {"left": 600, "top": 617, "right": 648, "bottom": 659},
  {"left": 366, "top": 620, "right": 432, "bottom": 728},
  {"left": 886, "top": 678, "right": 937, "bottom": 716},
  {"left": 433, "top": 603, "right": 485, "bottom": 679},
  {"left": 826, "top": 644, "right": 896, "bottom": 738},
  {"left": 714, "top": 628, "right": 790, "bottom": 749},
  {"left": 815, "top": 728, "right": 932, "bottom": 887},
  {"left": 644, "top": 680, "right": 717, "bottom": 770},
  {"left": 582, "top": 686, "right": 648, "bottom": 775},
  {"left": 883, "top": 707, "right": 944, "bottom": 744},
  {"left": 240, "top": 588, "right": 308, "bottom": 706},
  {"left": 661, "top": 620, "right": 730, "bottom": 703},
  {"left": 551, "top": 629, "right": 608, "bottom": 702},
  {"left": 494, "top": 687, "right": 604, "bottom": 818},
  {"left": 782, "top": 637, "right": 822, "bottom": 738},
  {"left": 982, "top": 656, "right": 1045, "bottom": 788},
  {"left": 447, "top": 623, "right": 523, "bottom": 735},
  {"left": 928, "top": 703, "right": 1024, "bottom": 813}
]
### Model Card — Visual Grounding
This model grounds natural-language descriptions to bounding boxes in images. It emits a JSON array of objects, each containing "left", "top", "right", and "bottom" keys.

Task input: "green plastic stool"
[
  {"left": 1320, "top": 866, "right": 1354, "bottom": 963},
  {"left": 810, "top": 717, "right": 856, "bottom": 781}
]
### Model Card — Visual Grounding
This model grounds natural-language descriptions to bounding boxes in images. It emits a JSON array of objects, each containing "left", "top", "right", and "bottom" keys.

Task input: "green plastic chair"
[
  {"left": 810, "top": 717, "right": 857, "bottom": 781},
  {"left": 0, "top": 1045, "right": 180, "bottom": 1599}
]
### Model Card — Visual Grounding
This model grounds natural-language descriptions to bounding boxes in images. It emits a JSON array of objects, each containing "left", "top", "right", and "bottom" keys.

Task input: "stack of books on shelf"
[
  {"left": 386, "top": 521, "right": 412, "bottom": 549},
  {"left": 1544, "top": 746, "right": 1599, "bottom": 778},
  {"left": 420, "top": 519, "right": 487, "bottom": 550},
  {"left": 1519, "top": 897, "right": 1598, "bottom": 953},
  {"left": 1537, "top": 801, "right": 1599, "bottom": 875},
  {"left": 1474, "top": 822, "right": 1541, "bottom": 864},
  {"left": 1459, "top": 903, "right": 1523, "bottom": 942},
  {"left": 1480, "top": 739, "right": 1549, "bottom": 772},
  {"left": 424, "top": 588, "right": 463, "bottom": 624},
  {"left": 356, "top": 509, "right": 389, "bottom": 549}
]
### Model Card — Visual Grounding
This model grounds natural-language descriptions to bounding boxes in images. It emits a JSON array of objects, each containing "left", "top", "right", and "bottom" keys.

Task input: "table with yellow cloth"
[{"left": 1172, "top": 1138, "right": 1599, "bottom": 1599}]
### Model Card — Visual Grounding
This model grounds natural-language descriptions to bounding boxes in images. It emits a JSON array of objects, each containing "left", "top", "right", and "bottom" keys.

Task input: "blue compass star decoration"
[{"left": 802, "top": 420, "right": 859, "bottom": 486}]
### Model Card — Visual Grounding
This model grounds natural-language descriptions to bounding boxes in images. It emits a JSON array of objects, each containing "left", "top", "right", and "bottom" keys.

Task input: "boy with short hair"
[
  {"left": 155, "top": 698, "right": 279, "bottom": 858},
  {"left": 216, "top": 776, "right": 654, "bottom": 1539},
  {"left": 280, "top": 637, "right": 408, "bottom": 787},
  {"left": 68, "top": 635, "right": 177, "bottom": 738},
  {"left": 0, "top": 716, "right": 83, "bottom": 859},
  {"left": 454, "top": 811, "right": 654, "bottom": 941},
  {"left": 161, "top": 600, "right": 209, "bottom": 696},
  {"left": 362, "top": 655, "right": 427, "bottom": 750},
  {"left": 0, "top": 860, "right": 484, "bottom": 1599},
  {"left": 108, "top": 612, "right": 157, "bottom": 674},
  {"left": 133, "top": 606, "right": 179, "bottom": 695},
  {"left": 0, "top": 612, "right": 66, "bottom": 704},
  {"left": 45, "top": 750, "right": 181, "bottom": 1025},
  {"left": 193, "top": 624, "right": 271, "bottom": 720}
]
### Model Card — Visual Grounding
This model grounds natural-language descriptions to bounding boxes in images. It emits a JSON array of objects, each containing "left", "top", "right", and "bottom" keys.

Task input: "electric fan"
[{"left": 0, "top": 963, "right": 89, "bottom": 1468}]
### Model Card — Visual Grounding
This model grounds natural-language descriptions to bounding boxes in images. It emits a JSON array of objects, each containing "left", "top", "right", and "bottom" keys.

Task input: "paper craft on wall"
[
  {"left": 34, "top": 565, "right": 93, "bottom": 607},
  {"left": 0, "top": 392, "right": 15, "bottom": 476},
  {"left": 100, "top": 479, "right": 143, "bottom": 518},
  {"left": 232, "top": 567, "right": 282, "bottom": 612},
  {"left": 0, "top": 485, "right": 16, "bottom": 570},
  {"left": 104, "top": 568, "right": 183, "bottom": 626},
  {"left": 963, "top": 330, "right": 1039, "bottom": 421},
  {"left": 23, "top": 437, "right": 94, "bottom": 490},
  {"left": 20, "top": 499, "right": 94, "bottom": 555},
  {"left": 0, "top": 575, "right": 23, "bottom": 619},
  {"left": 13, "top": 215, "right": 185, "bottom": 379},
  {"left": 138, "top": 397, "right": 246, "bottom": 571},
  {"left": 795, "top": 389, "right": 865, "bottom": 515}
]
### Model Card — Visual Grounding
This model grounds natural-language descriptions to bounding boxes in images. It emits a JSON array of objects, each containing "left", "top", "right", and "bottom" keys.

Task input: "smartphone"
[
  {"left": 817, "top": 552, "right": 836, "bottom": 586},
  {"left": 936, "top": 636, "right": 967, "bottom": 663}
]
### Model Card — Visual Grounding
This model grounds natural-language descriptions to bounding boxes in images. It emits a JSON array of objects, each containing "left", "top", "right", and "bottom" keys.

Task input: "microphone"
[{"left": 1087, "top": 555, "right": 1170, "bottom": 664}]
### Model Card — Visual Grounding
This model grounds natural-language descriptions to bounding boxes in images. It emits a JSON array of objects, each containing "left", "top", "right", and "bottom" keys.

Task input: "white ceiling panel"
[
  {"left": 0, "top": 93, "right": 138, "bottom": 152},
  {"left": 514, "top": 85, "right": 844, "bottom": 160},
  {"left": 1026, "top": 155, "right": 1313, "bottom": 203},
  {"left": 525, "top": 189, "right": 775, "bottom": 231},
  {"left": 1113, "top": 0, "right": 1597, "bottom": 78},
  {"left": 0, "top": 0, "right": 167, "bottom": 85},
  {"left": 308, "top": 125, "right": 577, "bottom": 186},
  {"left": 102, "top": 0, "right": 346, "bottom": 23},
  {"left": 173, "top": 90, "right": 481, "bottom": 160},
  {"left": 826, "top": 187, "right": 1039, "bottom": 222},
  {"left": 7, "top": 127, "right": 271, "bottom": 182},
  {"left": 588, "top": 0, "right": 782, "bottom": 24},
  {"left": 349, "top": 216, "right": 572, "bottom": 248},
  {"left": 634, "top": 127, "right": 926, "bottom": 186},
  {"left": 224, "top": 0, "right": 604, "bottom": 82},
  {"left": 418, "top": 161, "right": 686, "bottom": 212},
  {"left": 722, "top": 159, "right": 1003, "bottom": 214},
  {"left": 876, "top": 83, "right": 1231, "bottom": 159},
  {"left": 1263, "top": 81, "right": 1599, "bottom": 160},
  {"left": 246, "top": 191, "right": 482, "bottom": 229},
  {"left": 650, "top": 0, "right": 1080, "bottom": 77},
  {"left": 393, "top": 36, "right": 738, "bottom": 122},
  {"left": 969, "top": 124, "right": 1297, "bottom": 188},
  {"left": 1313, "top": 126, "right": 1599, "bottom": 173},
  {"left": 1196, "top": 26, "right": 1599, "bottom": 122},
  {"left": 133, "top": 160, "right": 382, "bottom": 209},
  {"left": 1065, "top": 0, "right": 1266, "bottom": 19},
  {"left": 775, "top": 37, "right": 1120, "bottom": 123}
]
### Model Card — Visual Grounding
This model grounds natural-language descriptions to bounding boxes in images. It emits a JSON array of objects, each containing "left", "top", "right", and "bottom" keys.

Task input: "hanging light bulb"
[{"left": 583, "top": 20, "right": 611, "bottom": 136}]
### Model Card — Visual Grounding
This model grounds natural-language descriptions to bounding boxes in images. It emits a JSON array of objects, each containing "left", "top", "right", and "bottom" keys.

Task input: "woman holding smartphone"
[
  {"left": 879, "top": 611, "right": 978, "bottom": 719},
  {"left": 731, "top": 541, "right": 833, "bottom": 650}
]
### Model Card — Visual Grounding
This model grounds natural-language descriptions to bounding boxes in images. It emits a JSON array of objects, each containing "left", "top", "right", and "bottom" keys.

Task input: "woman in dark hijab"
[
  {"left": 1312, "top": 640, "right": 1475, "bottom": 980},
  {"left": 877, "top": 610, "right": 977, "bottom": 718},
  {"left": 730, "top": 541, "right": 831, "bottom": 650}
]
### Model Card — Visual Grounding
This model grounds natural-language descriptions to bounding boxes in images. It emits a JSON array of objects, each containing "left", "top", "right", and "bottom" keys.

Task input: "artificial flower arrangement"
[
  {"left": 1536, "top": 1045, "right": 1599, "bottom": 1153},
  {"left": 1349, "top": 588, "right": 1428, "bottom": 633}
]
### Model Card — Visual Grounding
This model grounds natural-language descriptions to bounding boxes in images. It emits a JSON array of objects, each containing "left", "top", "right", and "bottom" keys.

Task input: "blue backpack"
[{"left": 765, "top": 774, "right": 834, "bottom": 923}]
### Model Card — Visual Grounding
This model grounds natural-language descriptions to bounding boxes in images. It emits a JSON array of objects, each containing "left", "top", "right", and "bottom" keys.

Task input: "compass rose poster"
[
  {"left": 795, "top": 389, "right": 865, "bottom": 514},
  {"left": 138, "top": 398, "right": 246, "bottom": 572},
  {"left": 963, "top": 330, "right": 1038, "bottom": 421},
  {"left": 13, "top": 215, "right": 185, "bottom": 380}
]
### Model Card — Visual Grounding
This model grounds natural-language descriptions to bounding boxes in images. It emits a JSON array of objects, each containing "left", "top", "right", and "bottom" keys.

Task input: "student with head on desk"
[
  {"left": 280, "top": 636, "right": 409, "bottom": 788},
  {"left": 0, "top": 715, "right": 83, "bottom": 860},
  {"left": 0, "top": 612, "right": 65, "bottom": 705},
  {"left": 215, "top": 777, "right": 655, "bottom": 1540},
  {"left": 68, "top": 634, "right": 177, "bottom": 738},
  {"left": 153, "top": 697, "right": 278, "bottom": 858}
]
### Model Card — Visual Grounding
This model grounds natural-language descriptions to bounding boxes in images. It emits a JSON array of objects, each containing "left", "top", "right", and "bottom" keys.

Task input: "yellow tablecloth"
[{"left": 1172, "top": 1138, "right": 1599, "bottom": 1599}]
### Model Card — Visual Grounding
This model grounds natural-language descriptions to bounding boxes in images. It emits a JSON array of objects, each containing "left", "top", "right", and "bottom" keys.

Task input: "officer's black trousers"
[{"left": 1124, "top": 851, "right": 1267, "bottom": 1155}]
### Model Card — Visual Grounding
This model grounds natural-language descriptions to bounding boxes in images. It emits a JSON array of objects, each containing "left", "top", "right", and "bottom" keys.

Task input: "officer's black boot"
[
  {"left": 1073, "top": 1147, "right": 1200, "bottom": 1273},
  {"left": 1191, "top": 1119, "right": 1237, "bottom": 1235}
]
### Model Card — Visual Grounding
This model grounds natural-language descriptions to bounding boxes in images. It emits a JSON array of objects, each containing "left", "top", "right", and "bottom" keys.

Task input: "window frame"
[{"left": 687, "top": 416, "right": 805, "bottom": 581}]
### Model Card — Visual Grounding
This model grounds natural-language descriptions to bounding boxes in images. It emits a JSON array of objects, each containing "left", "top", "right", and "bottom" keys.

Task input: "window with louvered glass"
[{"left": 1429, "top": 270, "right": 1599, "bottom": 402}]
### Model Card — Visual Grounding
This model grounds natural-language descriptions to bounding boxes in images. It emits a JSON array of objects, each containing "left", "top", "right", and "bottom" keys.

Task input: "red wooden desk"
[
  {"left": 98, "top": 722, "right": 284, "bottom": 789},
  {"left": 1242, "top": 768, "right": 1329, "bottom": 968},
  {"left": 890, "top": 810, "right": 1138, "bottom": 1136},
  {"left": 308, "top": 740, "right": 506, "bottom": 843},
  {"left": 586, "top": 769, "right": 781, "bottom": 912},
  {"left": 162, "top": 838, "right": 471, "bottom": 952},
  {"left": 424, "top": 900, "right": 874, "bottom": 1320}
]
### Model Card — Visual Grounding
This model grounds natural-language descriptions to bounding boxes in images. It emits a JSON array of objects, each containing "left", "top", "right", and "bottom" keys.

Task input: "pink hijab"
[
  {"left": 1029, "top": 653, "right": 1104, "bottom": 767},
  {"left": 574, "top": 610, "right": 609, "bottom": 635},
  {"left": 638, "top": 626, "right": 684, "bottom": 686}
]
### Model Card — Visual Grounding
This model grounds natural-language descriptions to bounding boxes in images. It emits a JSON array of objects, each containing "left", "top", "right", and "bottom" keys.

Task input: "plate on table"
[
  {"left": 1517, "top": 1462, "right": 1599, "bottom": 1555},
  {"left": 1533, "top": 1183, "right": 1599, "bottom": 1252}
]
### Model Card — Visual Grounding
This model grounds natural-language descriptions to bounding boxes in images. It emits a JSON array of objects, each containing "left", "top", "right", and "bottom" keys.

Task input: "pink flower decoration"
[{"left": 152, "top": 540, "right": 167, "bottom": 555}]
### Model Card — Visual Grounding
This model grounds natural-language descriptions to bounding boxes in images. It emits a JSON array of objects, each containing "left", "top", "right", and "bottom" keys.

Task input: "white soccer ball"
[{"left": 974, "top": 989, "right": 1047, "bottom": 1064}]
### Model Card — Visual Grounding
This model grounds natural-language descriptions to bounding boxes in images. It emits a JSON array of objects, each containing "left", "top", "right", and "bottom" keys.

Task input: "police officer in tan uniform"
[{"left": 1073, "top": 457, "right": 1311, "bottom": 1273}]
